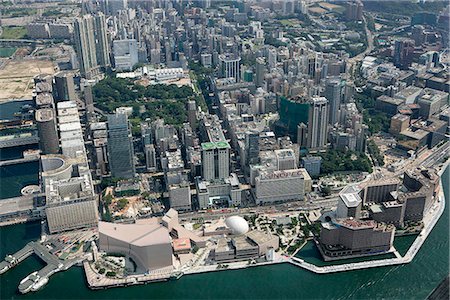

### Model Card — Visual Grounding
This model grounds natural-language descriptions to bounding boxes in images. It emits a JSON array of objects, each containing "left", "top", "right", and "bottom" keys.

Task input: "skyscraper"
[
  {"left": 84, "top": 85, "right": 94, "bottom": 122},
  {"left": 74, "top": 13, "right": 110, "bottom": 78},
  {"left": 393, "top": 39, "right": 415, "bottom": 70},
  {"left": 107, "top": 113, "right": 135, "bottom": 179},
  {"left": 255, "top": 57, "right": 266, "bottom": 88},
  {"left": 187, "top": 100, "right": 197, "bottom": 129},
  {"left": 268, "top": 48, "right": 277, "bottom": 69},
  {"left": 345, "top": 0, "right": 363, "bottom": 21},
  {"left": 219, "top": 53, "right": 241, "bottom": 82},
  {"left": 307, "top": 97, "right": 329, "bottom": 150},
  {"left": 53, "top": 72, "right": 76, "bottom": 102},
  {"left": 245, "top": 131, "right": 260, "bottom": 165},
  {"left": 324, "top": 78, "right": 342, "bottom": 126},
  {"left": 297, "top": 122, "right": 308, "bottom": 148},
  {"left": 201, "top": 141, "right": 231, "bottom": 181},
  {"left": 94, "top": 13, "right": 110, "bottom": 68}
]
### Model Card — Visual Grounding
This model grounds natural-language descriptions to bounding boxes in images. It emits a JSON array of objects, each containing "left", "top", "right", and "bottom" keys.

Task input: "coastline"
[{"left": 82, "top": 160, "right": 450, "bottom": 289}]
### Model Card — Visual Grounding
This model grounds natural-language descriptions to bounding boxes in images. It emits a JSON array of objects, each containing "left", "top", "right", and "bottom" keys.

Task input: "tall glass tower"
[{"left": 107, "top": 113, "right": 135, "bottom": 179}]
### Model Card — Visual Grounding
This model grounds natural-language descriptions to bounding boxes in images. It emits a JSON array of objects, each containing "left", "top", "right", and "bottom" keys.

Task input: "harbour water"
[{"left": 0, "top": 167, "right": 448, "bottom": 299}]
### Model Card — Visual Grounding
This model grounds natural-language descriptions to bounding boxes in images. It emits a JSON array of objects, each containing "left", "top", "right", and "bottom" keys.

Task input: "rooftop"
[
  {"left": 99, "top": 221, "right": 171, "bottom": 246},
  {"left": 201, "top": 141, "right": 231, "bottom": 151}
]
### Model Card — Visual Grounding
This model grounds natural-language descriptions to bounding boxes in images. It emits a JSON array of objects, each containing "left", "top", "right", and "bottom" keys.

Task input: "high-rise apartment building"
[
  {"left": 345, "top": 0, "right": 363, "bottom": 21},
  {"left": 74, "top": 13, "right": 110, "bottom": 78},
  {"left": 255, "top": 57, "right": 266, "bottom": 88},
  {"left": 107, "top": 113, "right": 135, "bottom": 179},
  {"left": 307, "top": 97, "right": 329, "bottom": 150}
]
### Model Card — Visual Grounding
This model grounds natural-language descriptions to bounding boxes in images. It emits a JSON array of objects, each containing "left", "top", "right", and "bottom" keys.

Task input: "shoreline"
[{"left": 82, "top": 161, "right": 449, "bottom": 289}]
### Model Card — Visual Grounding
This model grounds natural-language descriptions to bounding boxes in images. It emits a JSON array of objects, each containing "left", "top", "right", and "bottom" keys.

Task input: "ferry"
[
  {"left": 31, "top": 277, "right": 49, "bottom": 291},
  {"left": 19, "top": 271, "right": 39, "bottom": 294}
]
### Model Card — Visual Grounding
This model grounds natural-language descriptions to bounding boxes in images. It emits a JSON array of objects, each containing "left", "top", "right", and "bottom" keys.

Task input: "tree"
[
  {"left": 322, "top": 186, "right": 331, "bottom": 196},
  {"left": 117, "top": 198, "right": 129, "bottom": 210}
]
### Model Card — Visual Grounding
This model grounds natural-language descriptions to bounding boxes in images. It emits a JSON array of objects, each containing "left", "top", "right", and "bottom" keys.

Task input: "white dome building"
[{"left": 225, "top": 216, "right": 249, "bottom": 235}]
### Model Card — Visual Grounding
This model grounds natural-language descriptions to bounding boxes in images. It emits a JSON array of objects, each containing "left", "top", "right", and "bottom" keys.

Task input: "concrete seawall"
[
  {"left": 288, "top": 160, "right": 449, "bottom": 274},
  {"left": 84, "top": 162, "right": 449, "bottom": 289}
]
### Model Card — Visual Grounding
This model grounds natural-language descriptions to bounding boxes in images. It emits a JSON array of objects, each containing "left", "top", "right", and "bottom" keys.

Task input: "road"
[
  {"left": 179, "top": 198, "right": 339, "bottom": 221},
  {"left": 347, "top": 14, "right": 374, "bottom": 80}
]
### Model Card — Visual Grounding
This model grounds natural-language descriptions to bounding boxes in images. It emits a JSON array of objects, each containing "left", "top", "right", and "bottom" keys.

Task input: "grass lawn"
[
  {"left": 0, "top": 26, "right": 27, "bottom": 39},
  {"left": 279, "top": 19, "right": 299, "bottom": 27},
  {"left": 0, "top": 47, "right": 17, "bottom": 57}
]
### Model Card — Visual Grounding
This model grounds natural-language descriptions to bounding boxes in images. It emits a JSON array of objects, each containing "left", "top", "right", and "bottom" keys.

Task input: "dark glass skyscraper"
[{"left": 107, "top": 113, "right": 135, "bottom": 179}]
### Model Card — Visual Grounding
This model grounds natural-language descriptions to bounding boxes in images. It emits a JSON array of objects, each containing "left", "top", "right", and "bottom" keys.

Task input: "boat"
[
  {"left": 169, "top": 272, "right": 183, "bottom": 280},
  {"left": 19, "top": 272, "right": 37, "bottom": 285},
  {"left": 31, "top": 277, "right": 48, "bottom": 291},
  {"left": 19, "top": 272, "right": 39, "bottom": 294}
]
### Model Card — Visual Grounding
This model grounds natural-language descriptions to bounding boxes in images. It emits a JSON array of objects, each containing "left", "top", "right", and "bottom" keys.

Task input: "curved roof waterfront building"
[
  {"left": 98, "top": 221, "right": 173, "bottom": 272},
  {"left": 225, "top": 216, "right": 249, "bottom": 235}
]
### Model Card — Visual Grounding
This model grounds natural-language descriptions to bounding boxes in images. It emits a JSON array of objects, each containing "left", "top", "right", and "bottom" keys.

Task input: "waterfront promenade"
[{"left": 82, "top": 160, "right": 449, "bottom": 290}]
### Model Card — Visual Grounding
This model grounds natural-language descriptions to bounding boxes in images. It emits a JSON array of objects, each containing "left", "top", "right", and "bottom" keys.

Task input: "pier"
[
  {"left": 0, "top": 156, "right": 40, "bottom": 167},
  {"left": 0, "top": 194, "right": 44, "bottom": 227},
  {"left": 0, "top": 241, "right": 81, "bottom": 294},
  {"left": 0, "top": 133, "right": 39, "bottom": 149}
]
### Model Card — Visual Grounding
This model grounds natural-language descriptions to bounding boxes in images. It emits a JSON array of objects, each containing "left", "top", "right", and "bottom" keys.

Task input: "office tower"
[
  {"left": 255, "top": 57, "right": 266, "bottom": 88},
  {"left": 53, "top": 72, "right": 76, "bottom": 102},
  {"left": 144, "top": 144, "right": 157, "bottom": 172},
  {"left": 90, "top": 122, "right": 109, "bottom": 176},
  {"left": 113, "top": 39, "right": 139, "bottom": 71},
  {"left": 245, "top": 131, "right": 260, "bottom": 165},
  {"left": 36, "top": 109, "right": 59, "bottom": 154},
  {"left": 219, "top": 53, "right": 241, "bottom": 82},
  {"left": 411, "top": 25, "right": 425, "bottom": 46},
  {"left": 107, "top": 113, "right": 135, "bottom": 179},
  {"left": 274, "top": 149, "right": 297, "bottom": 170},
  {"left": 297, "top": 122, "right": 308, "bottom": 148},
  {"left": 141, "top": 122, "right": 157, "bottom": 172},
  {"left": 307, "top": 97, "right": 329, "bottom": 150},
  {"left": 201, "top": 141, "right": 231, "bottom": 181},
  {"left": 393, "top": 39, "right": 415, "bottom": 70},
  {"left": 279, "top": 96, "right": 310, "bottom": 136},
  {"left": 301, "top": 156, "right": 322, "bottom": 177},
  {"left": 255, "top": 168, "right": 311, "bottom": 204},
  {"left": 187, "top": 100, "right": 197, "bottom": 129},
  {"left": 74, "top": 13, "right": 110, "bottom": 78},
  {"left": 324, "top": 78, "right": 342, "bottom": 126},
  {"left": 308, "top": 55, "right": 316, "bottom": 78}
]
